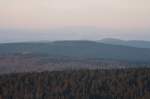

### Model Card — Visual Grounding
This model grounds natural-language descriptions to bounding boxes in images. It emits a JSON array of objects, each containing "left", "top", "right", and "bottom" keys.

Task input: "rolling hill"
[{"left": 1, "top": 40, "right": 150, "bottom": 62}]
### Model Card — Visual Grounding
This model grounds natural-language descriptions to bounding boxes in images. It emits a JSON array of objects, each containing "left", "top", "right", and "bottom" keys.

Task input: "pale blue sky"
[{"left": 0, "top": 27, "right": 150, "bottom": 43}]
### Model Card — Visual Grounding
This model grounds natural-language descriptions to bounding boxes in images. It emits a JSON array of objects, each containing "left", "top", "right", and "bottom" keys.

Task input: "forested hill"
[{"left": 0, "top": 40, "right": 150, "bottom": 61}]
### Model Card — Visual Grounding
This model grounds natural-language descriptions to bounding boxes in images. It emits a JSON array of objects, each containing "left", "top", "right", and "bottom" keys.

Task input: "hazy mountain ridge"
[
  {"left": 99, "top": 38, "right": 150, "bottom": 48},
  {"left": 1, "top": 40, "right": 150, "bottom": 62}
]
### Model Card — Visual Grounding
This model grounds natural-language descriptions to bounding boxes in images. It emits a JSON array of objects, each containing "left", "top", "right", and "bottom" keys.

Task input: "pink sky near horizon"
[
  {"left": 0, "top": 0, "right": 150, "bottom": 42},
  {"left": 0, "top": 0, "right": 150, "bottom": 29}
]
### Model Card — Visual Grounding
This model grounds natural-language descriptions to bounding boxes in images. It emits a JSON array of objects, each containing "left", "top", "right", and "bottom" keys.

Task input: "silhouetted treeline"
[{"left": 0, "top": 68, "right": 150, "bottom": 99}]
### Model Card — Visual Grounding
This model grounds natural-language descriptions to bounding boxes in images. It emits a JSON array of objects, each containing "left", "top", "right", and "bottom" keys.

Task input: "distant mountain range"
[
  {"left": 99, "top": 38, "right": 150, "bottom": 48},
  {"left": 1, "top": 40, "right": 150, "bottom": 62}
]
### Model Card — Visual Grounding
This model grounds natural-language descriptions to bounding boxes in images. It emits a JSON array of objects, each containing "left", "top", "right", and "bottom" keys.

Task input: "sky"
[{"left": 0, "top": 0, "right": 150, "bottom": 42}]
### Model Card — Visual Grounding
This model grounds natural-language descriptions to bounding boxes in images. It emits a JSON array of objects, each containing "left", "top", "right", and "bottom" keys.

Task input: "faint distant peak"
[{"left": 101, "top": 38, "right": 125, "bottom": 42}]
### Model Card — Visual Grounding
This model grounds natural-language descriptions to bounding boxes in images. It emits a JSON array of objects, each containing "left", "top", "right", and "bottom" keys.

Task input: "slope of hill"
[
  {"left": 100, "top": 38, "right": 150, "bottom": 48},
  {"left": 1, "top": 40, "right": 150, "bottom": 62}
]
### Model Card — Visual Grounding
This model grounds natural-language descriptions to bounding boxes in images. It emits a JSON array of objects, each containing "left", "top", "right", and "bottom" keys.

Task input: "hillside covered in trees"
[
  {"left": 0, "top": 54, "right": 149, "bottom": 74},
  {"left": 1, "top": 41, "right": 150, "bottom": 61},
  {"left": 0, "top": 68, "right": 150, "bottom": 99},
  {"left": 0, "top": 41, "right": 150, "bottom": 99}
]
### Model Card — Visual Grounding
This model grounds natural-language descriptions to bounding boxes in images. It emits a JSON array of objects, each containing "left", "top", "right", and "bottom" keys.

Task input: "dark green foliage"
[{"left": 0, "top": 68, "right": 150, "bottom": 99}]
